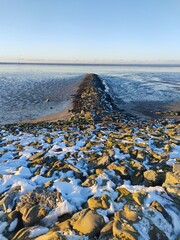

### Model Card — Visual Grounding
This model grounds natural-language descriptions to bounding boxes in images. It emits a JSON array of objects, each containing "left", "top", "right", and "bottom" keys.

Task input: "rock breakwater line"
[
  {"left": 0, "top": 73, "right": 180, "bottom": 239},
  {"left": 71, "top": 73, "right": 119, "bottom": 122}
]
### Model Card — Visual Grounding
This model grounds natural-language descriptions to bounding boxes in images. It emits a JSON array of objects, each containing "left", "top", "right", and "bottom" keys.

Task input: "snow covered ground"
[{"left": 0, "top": 116, "right": 180, "bottom": 239}]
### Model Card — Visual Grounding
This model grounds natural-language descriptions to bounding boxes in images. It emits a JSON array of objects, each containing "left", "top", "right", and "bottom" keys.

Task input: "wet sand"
[
  {"left": 29, "top": 99, "right": 180, "bottom": 124},
  {"left": 118, "top": 101, "right": 180, "bottom": 120},
  {"left": 27, "top": 76, "right": 85, "bottom": 123},
  {"left": 29, "top": 102, "right": 73, "bottom": 123}
]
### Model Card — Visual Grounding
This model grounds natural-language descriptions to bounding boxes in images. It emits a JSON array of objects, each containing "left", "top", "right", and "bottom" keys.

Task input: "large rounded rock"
[
  {"left": 107, "top": 163, "right": 129, "bottom": 178},
  {"left": 163, "top": 183, "right": 180, "bottom": 203},
  {"left": 35, "top": 229, "right": 64, "bottom": 240},
  {"left": 16, "top": 188, "right": 60, "bottom": 226},
  {"left": 0, "top": 191, "right": 18, "bottom": 212},
  {"left": 20, "top": 204, "right": 46, "bottom": 226},
  {"left": 143, "top": 170, "right": 158, "bottom": 186},
  {"left": 88, "top": 194, "right": 110, "bottom": 210},
  {"left": 12, "top": 226, "right": 49, "bottom": 240},
  {"left": 113, "top": 213, "right": 138, "bottom": 240},
  {"left": 17, "top": 188, "right": 59, "bottom": 210},
  {"left": 72, "top": 209, "right": 105, "bottom": 236},
  {"left": 97, "top": 154, "right": 110, "bottom": 166},
  {"left": 164, "top": 172, "right": 180, "bottom": 185},
  {"left": 120, "top": 205, "right": 140, "bottom": 223},
  {"left": 56, "top": 219, "right": 72, "bottom": 234},
  {"left": 132, "top": 190, "right": 147, "bottom": 206}
]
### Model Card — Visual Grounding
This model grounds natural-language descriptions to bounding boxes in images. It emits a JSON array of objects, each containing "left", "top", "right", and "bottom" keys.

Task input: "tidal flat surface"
[
  {"left": 0, "top": 63, "right": 180, "bottom": 124},
  {"left": 0, "top": 64, "right": 83, "bottom": 124},
  {"left": 101, "top": 71, "right": 180, "bottom": 118}
]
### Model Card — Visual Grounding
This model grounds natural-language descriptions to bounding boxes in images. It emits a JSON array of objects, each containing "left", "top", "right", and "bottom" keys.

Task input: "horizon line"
[{"left": 0, "top": 61, "right": 180, "bottom": 67}]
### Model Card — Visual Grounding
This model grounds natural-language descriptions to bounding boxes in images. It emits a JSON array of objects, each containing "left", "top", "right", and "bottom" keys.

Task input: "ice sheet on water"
[{"left": 101, "top": 72, "right": 180, "bottom": 104}]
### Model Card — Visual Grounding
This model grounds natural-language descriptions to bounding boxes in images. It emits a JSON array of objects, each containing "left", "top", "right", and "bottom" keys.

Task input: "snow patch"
[{"left": 29, "top": 226, "right": 49, "bottom": 238}]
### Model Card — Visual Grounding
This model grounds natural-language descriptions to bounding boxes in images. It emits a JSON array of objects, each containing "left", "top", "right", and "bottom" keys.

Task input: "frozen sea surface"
[
  {"left": 102, "top": 72, "right": 180, "bottom": 103},
  {"left": 101, "top": 71, "right": 180, "bottom": 117},
  {"left": 0, "top": 63, "right": 180, "bottom": 124}
]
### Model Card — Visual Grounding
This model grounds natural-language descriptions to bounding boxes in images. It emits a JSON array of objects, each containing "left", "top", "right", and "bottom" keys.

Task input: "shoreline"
[
  {"left": 28, "top": 101, "right": 73, "bottom": 123},
  {"left": 20, "top": 75, "right": 86, "bottom": 124},
  {"left": 22, "top": 73, "right": 117, "bottom": 125}
]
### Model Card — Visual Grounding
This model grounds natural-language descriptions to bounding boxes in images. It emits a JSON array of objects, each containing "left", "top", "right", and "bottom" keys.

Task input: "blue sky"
[{"left": 0, "top": 0, "right": 180, "bottom": 63}]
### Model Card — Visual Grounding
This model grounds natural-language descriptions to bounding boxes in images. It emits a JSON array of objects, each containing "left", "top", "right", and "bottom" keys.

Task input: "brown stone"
[
  {"left": 20, "top": 204, "right": 46, "bottom": 226},
  {"left": 56, "top": 220, "right": 71, "bottom": 233},
  {"left": 132, "top": 190, "right": 147, "bottom": 206},
  {"left": 72, "top": 209, "right": 105, "bottom": 236},
  {"left": 165, "top": 172, "right": 180, "bottom": 184},
  {"left": 113, "top": 218, "right": 138, "bottom": 240},
  {"left": 99, "top": 220, "right": 113, "bottom": 239},
  {"left": 88, "top": 194, "right": 110, "bottom": 210},
  {"left": 108, "top": 163, "right": 128, "bottom": 177},
  {"left": 120, "top": 205, "right": 140, "bottom": 223}
]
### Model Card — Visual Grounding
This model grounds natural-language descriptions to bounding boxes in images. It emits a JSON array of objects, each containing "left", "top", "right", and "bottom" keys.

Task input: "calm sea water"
[{"left": 0, "top": 63, "right": 180, "bottom": 124}]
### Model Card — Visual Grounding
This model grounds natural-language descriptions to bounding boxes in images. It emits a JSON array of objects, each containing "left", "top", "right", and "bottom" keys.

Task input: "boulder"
[
  {"left": 12, "top": 226, "right": 50, "bottom": 240},
  {"left": 72, "top": 209, "right": 105, "bottom": 236},
  {"left": 20, "top": 204, "right": 46, "bottom": 226},
  {"left": 36, "top": 230, "right": 64, "bottom": 240},
  {"left": 130, "top": 160, "right": 144, "bottom": 171},
  {"left": 12, "top": 227, "right": 32, "bottom": 240},
  {"left": 29, "top": 152, "right": 45, "bottom": 161},
  {"left": 116, "top": 187, "right": 132, "bottom": 202},
  {"left": 99, "top": 220, "right": 113, "bottom": 239},
  {"left": 56, "top": 220, "right": 72, "bottom": 233},
  {"left": 97, "top": 154, "right": 111, "bottom": 166},
  {"left": 58, "top": 163, "right": 83, "bottom": 179},
  {"left": 113, "top": 213, "right": 138, "bottom": 240},
  {"left": 84, "top": 111, "right": 93, "bottom": 120},
  {"left": 136, "top": 150, "right": 145, "bottom": 161},
  {"left": 143, "top": 170, "right": 159, "bottom": 186},
  {"left": 119, "top": 205, "right": 140, "bottom": 223},
  {"left": 16, "top": 188, "right": 60, "bottom": 226},
  {"left": 0, "top": 191, "right": 18, "bottom": 212},
  {"left": 132, "top": 190, "right": 147, "bottom": 206},
  {"left": 164, "top": 172, "right": 180, "bottom": 185},
  {"left": 163, "top": 184, "right": 180, "bottom": 203},
  {"left": 150, "top": 201, "right": 172, "bottom": 223},
  {"left": 17, "top": 188, "right": 58, "bottom": 210},
  {"left": 88, "top": 194, "right": 110, "bottom": 210},
  {"left": 107, "top": 163, "right": 129, "bottom": 178}
]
